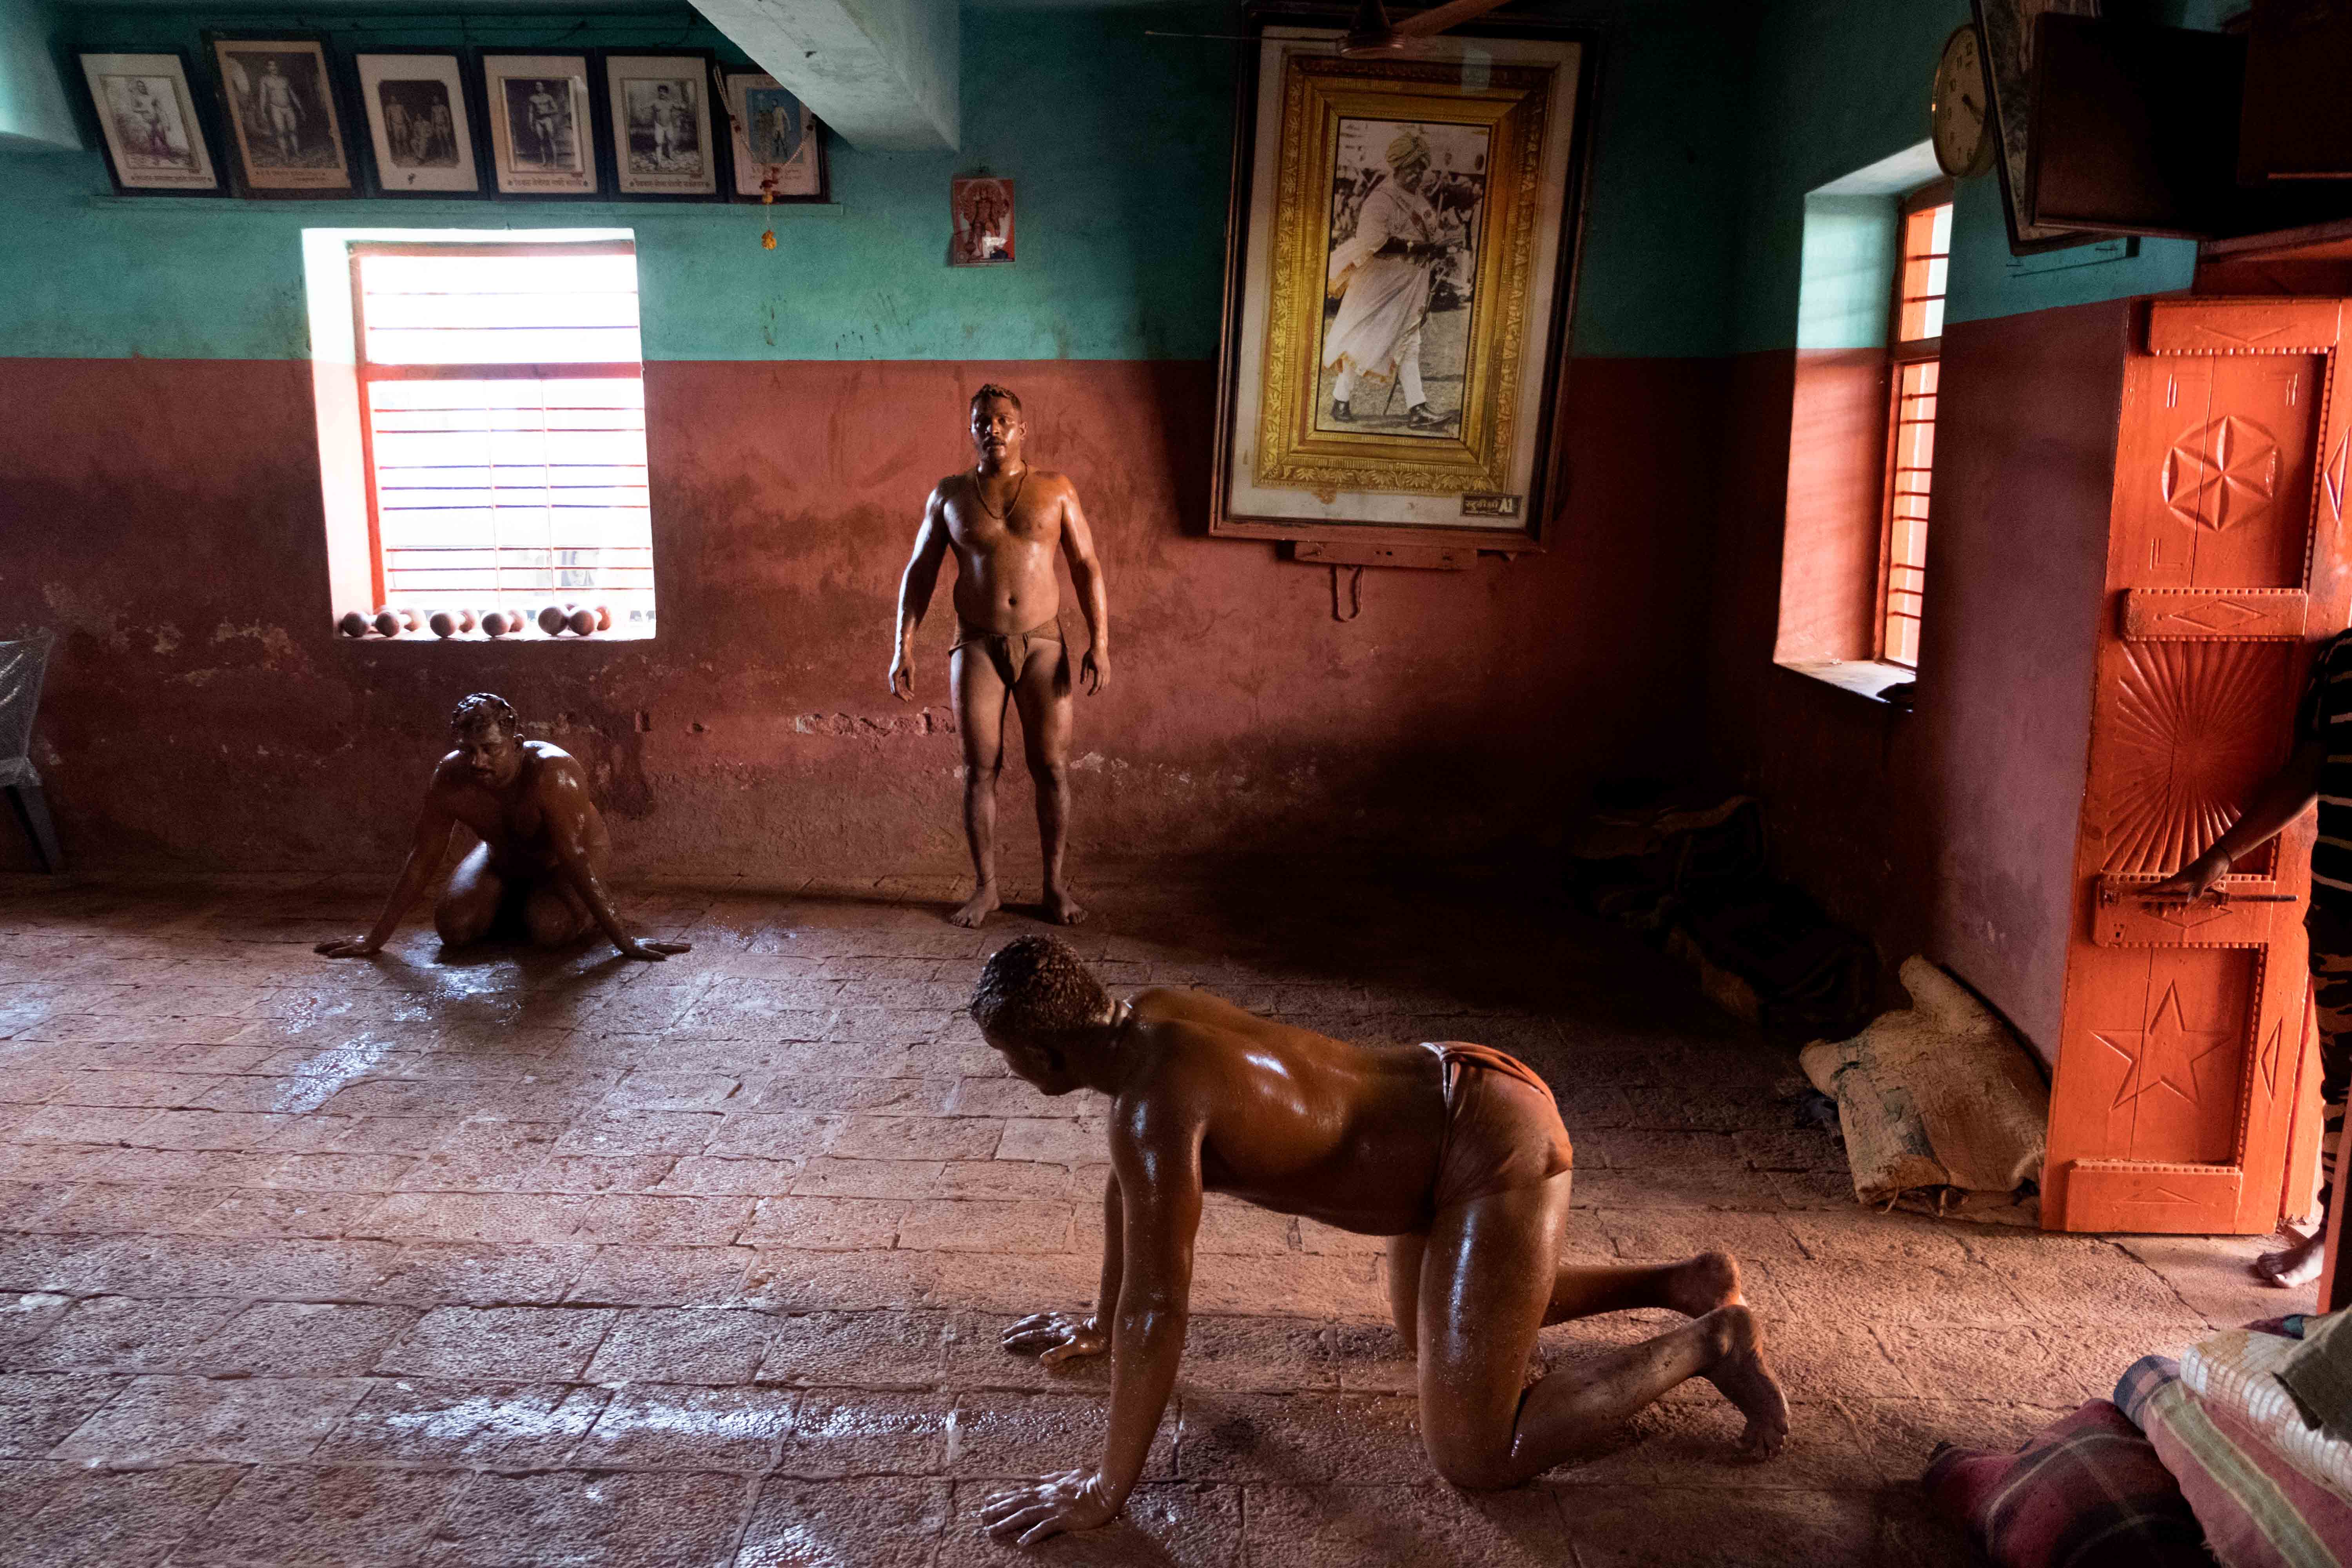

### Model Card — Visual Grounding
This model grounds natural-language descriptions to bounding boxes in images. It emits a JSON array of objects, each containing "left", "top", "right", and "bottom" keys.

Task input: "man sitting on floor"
[
  {"left": 316, "top": 691, "right": 688, "bottom": 964},
  {"left": 968, "top": 935, "right": 1788, "bottom": 1545}
]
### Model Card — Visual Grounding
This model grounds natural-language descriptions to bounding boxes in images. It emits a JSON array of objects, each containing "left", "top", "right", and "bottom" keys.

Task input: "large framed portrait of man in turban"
[{"left": 1210, "top": 22, "right": 1597, "bottom": 549}]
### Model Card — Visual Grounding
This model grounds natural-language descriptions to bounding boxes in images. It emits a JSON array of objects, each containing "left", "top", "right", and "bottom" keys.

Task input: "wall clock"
[{"left": 1931, "top": 24, "right": 1996, "bottom": 180}]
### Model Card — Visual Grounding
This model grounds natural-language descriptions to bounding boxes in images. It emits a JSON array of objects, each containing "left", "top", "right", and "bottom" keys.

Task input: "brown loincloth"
[
  {"left": 1425, "top": 1041, "right": 1575, "bottom": 1212},
  {"left": 953, "top": 615, "right": 1065, "bottom": 688}
]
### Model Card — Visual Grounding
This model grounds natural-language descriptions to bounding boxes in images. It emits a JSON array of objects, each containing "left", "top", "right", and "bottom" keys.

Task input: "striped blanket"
[
  {"left": 2120, "top": 1352, "right": 2352, "bottom": 1568},
  {"left": 2185, "top": 1330, "right": 2352, "bottom": 1502}
]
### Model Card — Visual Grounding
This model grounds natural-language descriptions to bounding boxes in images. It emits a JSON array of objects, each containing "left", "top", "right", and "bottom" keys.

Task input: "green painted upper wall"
[
  {"left": 0, "top": 5, "right": 1232, "bottom": 359},
  {"left": 4, "top": 0, "right": 2253, "bottom": 363},
  {"left": 0, "top": 0, "right": 1741, "bottom": 361},
  {"left": 1729, "top": 0, "right": 2249, "bottom": 352}
]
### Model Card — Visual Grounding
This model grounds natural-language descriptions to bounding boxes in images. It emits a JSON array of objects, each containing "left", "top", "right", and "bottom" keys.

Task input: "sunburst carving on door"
[
  {"left": 2098, "top": 641, "right": 2283, "bottom": 875},
  {"left": 2162, "top": 416, "right": 2280, "bottom": 532}
]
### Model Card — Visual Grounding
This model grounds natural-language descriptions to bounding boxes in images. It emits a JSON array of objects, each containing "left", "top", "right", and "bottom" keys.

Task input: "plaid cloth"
[
  {"left": 2118, "top": 1355, "right": 2185, "bottom": 1426},
  {"left": 1925, "top": 1399, "right": 2208, "bottom": 1567}
]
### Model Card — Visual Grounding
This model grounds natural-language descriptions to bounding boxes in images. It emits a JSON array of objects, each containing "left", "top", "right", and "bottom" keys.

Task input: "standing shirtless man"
[
  {"left": 891, "top": 385, "right": 1110, "bottom": 928},
  {"left": 314, "top": 692, "right": 688, "bottom": 963},
  {"left": 254, "top": 58, "right": 303, "bottom": 163},
  {"left": 969, "top": 936, "right": 1787, "bottom": 1544}
]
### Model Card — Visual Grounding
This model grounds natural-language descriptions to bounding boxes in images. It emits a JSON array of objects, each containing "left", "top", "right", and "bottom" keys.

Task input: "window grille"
[
  {"left": 351, "top": 240, "right": 655, "bottom": 632},
  {"left": 1880, "top": 191, "right": 1949, "bottom": 670}
]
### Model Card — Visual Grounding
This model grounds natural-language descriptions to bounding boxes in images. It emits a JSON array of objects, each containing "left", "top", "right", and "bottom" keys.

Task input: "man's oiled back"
[{"left": 1119, "top": 986, "right": 1450, "bottom": 1236}]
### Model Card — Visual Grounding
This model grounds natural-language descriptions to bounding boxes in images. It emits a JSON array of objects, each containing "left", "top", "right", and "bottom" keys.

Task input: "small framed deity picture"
[
  {"left": 203, "top": 34, "right": 356, "bottom": 197},
  {"left": 602, "top": 51, "right": 724, "bottom": 200},
  {"left": 720, "top": 71, "right": 827, "bottom": 203},
  {"left": 352, "top": 49, "right": 487, "bottom": 198},
  {"left": 949, "top": 176, "right": 1014, "bottom": 266},
  {"left": 480, "top": 53, "right": 602, "bottom": 198},
  {"left": 77, "top": 51, "right": 222, "bottom": 196}
]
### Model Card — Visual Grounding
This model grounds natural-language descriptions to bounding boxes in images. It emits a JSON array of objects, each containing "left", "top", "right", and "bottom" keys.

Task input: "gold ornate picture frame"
[{"left": 1210, "top": 20, "right": 1597, "bottom": 548}]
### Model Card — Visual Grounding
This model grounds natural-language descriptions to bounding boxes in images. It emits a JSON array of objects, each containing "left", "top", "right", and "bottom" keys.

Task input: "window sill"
[
  {"left": 336, "top": 628, "right": 655, "bottom": 645},
  {"left": 1777, "top": 657, "right": 1915, "bottom": 707}
]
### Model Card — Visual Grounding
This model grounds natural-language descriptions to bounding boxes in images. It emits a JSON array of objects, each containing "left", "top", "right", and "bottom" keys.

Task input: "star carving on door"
[
  {"left": 2095, "top": 980, "right": 2234, "bottom": 1109},
  {"left": 2162, "top": 415, "right": 2280, "bottom": 532}
]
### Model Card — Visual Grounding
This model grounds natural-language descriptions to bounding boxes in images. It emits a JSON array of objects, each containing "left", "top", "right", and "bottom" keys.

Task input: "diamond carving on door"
[{"left": 2046, "top": 298, "right": 2349, "bottom": 1234}]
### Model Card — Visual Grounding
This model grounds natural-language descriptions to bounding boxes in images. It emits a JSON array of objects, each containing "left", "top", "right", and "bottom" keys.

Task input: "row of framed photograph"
[{"left": 77, "top": 37, "right": 828, "bottom": 203}]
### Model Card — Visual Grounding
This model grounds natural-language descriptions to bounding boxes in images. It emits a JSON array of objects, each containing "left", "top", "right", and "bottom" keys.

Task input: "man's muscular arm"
[
  {"left": 315, "top": 773, "right": 459, "bottom": 958},
  {"left": 1000, "top": 1172, "right": 1121, "bottom": 1365},
  {"left": 983, "top": 1107, "right": 1199, "bottom": 1544},
  {"left": 2152, "top": 736, "right": 2325, "bottom": 897},
  {"left": 891, "top": 485, "right": 953, "bottom": 701},
  {"left": 1058, "top": 483, "right": 1110, "bottom": 695},
  {"left": 543, "top": 764, "right": 688, "bottom": 962}
]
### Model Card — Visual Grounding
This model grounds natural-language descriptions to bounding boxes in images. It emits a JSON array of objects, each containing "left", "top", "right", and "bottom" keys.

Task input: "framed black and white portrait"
[
  {"left": 77, "top": 51, "right": 222, "bottom": 196},
  {"left": 1209, "top": 20, "right": 1599, "bottom": 548},
  {"left": 721, "top": 70, "right": 827, "bottom": 203},
  {"left": 603, "top": 51, "right": 722, "bottom": 200},
  {"left": 205, "top": 34, "right": 355, "bottom": 197},
  {"left": 352, "top": 50, "right": 486, "bottom": 198},
  {"left": 480, "top": 53, "right": 601, "bottom": 198}
]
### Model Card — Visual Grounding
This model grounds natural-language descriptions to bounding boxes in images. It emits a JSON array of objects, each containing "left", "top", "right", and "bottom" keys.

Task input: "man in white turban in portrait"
[{"left": 1323, "top": 127, "right": 1459, "bottom": 431}]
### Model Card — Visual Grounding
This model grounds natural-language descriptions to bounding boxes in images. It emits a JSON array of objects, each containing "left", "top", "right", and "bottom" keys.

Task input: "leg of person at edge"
[
  {"left": 1324, "top": 127, "right": 1462, "bottom": 433},
  {"left": 969, "top": 935, "right": 1788, "bottom": 1545},
  {"left": 891, "top": 383, "right": 1111, "bottom": 929},
  {"left": 2151, "top": 626, "right": 2352, "bottom": 1287},
  {"left": 315, "top": 691, "right": 691, "bottom": 964}
]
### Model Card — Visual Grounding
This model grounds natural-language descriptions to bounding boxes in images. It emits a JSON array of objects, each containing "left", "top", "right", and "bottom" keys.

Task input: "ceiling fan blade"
[{"left": 1387, "top": 0, "right": 1517, "bottom": 39}]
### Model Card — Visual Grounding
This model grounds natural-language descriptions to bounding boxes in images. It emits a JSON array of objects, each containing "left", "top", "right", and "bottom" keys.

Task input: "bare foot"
[
  {"left": 1044, "top": 886, "right": 1087, "bottom": 926},
  {"left": 1702, "top": 1304, "right": 1789, "bottom": 1458},
  {"left": 2255, "top": 1226, "right": 2324, "bottom": 1289},
  {"left": 949, "top": 884, "right": 1001, "bottom": 929},
  {"left": 1665, "top": 1250, "right": 1743, "bottom": 1317}
]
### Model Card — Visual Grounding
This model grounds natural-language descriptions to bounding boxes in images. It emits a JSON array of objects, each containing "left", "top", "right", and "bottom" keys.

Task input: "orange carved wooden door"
[{"left": 2046, "top": 298, "right": 2352, "bottom": 1234}]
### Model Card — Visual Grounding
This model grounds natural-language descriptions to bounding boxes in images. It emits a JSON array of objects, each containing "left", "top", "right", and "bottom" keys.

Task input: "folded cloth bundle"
[
  {"left": 2187, "top": 1329, "right": 2352, "bottom": 1500},
  {"left": 2282, "top": 1310, "right": 2352, "bottom": 1447},
  {"left": 2120, "top": 1353, "right": 2352, "bottom": 1568}
]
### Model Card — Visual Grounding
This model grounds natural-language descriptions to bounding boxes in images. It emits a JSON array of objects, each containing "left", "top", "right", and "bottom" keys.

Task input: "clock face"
[{"left": 1931, "top": 26, "right": 1994, "bottom": 180}]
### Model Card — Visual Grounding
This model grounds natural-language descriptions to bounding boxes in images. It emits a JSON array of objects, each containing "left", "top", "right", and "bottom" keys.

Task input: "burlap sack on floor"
[{"left": 1801, "top": 956, "right": 2049, "bottom": 1208}]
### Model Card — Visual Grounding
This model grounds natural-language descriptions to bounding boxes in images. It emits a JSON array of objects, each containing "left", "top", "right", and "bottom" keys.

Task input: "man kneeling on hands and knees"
[
  {"left": 971, "top": 936, "right": 1788, "bottom": 1545},
  {"left": 316, "top": 692, "right": 690, "bottom": 965}
]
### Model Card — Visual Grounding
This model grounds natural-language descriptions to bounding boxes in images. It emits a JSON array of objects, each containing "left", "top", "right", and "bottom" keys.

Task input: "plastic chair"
[{"left": 0, "top": 631, "right": 62, "bottom": 872}]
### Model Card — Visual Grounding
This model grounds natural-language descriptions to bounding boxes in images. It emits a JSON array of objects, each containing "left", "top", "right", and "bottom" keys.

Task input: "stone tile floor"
[{"left": 0, "top": 866, "right": 2301, "bottom": 1566}]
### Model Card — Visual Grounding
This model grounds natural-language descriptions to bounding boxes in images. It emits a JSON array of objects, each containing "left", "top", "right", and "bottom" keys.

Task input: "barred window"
[
  {"left": 351, "top": 240, "right": 655, "bottom": 635},
  {"left": 1880, "top": 187, "right": 1949, "bottom": 669}
]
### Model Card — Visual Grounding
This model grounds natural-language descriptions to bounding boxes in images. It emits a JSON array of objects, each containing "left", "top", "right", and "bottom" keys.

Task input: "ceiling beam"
[
  {"left": 1, "top": 0, "right": 83, "bottom": 152},
  {"left": 692, "top": 0, "right": 957, "bottom": 153}
]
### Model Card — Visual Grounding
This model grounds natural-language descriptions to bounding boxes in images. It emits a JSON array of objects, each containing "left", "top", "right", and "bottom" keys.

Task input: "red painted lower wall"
[
  {"left": 1705, "top": 301, "right": 2132, "bottom": 1061},
  {"left": 0, "top": 355, "right": 1725, "bottom": 881}
]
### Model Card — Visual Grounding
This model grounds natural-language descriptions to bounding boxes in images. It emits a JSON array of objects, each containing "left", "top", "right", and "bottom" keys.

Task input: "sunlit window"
[
  {"left": 1881, "top": 188, "right": 1949, "bottom": 670},
  {"left": 352, "top": 241, "right": 655, "bottom": 634}
]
